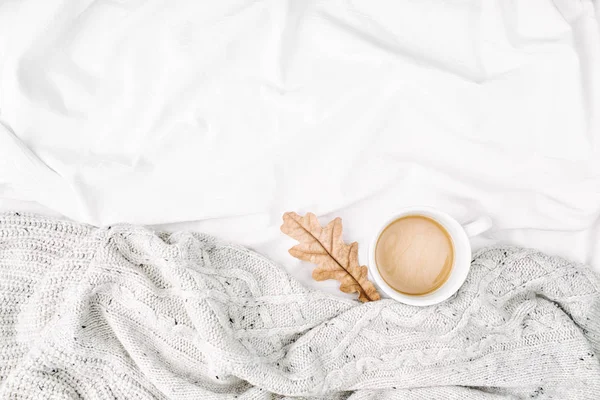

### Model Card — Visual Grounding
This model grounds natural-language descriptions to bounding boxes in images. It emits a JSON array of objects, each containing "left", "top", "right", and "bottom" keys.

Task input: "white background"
[{"left": 1, "top": 0, "right": 599, "bottom": 295}]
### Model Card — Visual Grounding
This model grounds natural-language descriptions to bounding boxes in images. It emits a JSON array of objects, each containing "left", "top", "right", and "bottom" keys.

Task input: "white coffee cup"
[{"left": 368, "top": 207, "right": 492, "bottom": 306}]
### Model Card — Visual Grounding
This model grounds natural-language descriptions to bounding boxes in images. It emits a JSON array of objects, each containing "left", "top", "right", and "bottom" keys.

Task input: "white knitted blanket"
[{"left": 0, "top": 214, "right": 599, "bottom": 399}]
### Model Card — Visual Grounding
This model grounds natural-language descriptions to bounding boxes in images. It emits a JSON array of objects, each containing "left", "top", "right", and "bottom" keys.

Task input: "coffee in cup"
[
  {"left": 369, "top": 207, "right": 492, "bottom": 306},
  {"left": 374, "top": 215, "right": 454, "bottom": 296}
]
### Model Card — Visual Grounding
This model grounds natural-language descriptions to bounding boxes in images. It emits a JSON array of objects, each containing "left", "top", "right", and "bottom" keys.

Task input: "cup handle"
[{"left": 462, "top": 216, "right": 492, "bottom": 238}]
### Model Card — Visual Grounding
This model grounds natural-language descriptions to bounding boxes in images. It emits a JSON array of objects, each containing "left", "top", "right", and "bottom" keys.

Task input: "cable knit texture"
[{"left": 0, "top": 213, "right": 599, "bottom": 399}]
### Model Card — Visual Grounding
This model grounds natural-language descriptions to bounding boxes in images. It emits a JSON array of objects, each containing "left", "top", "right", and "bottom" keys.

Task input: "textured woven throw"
[{"left": 0, "top": 213, "right": 599, "bottom": 399}]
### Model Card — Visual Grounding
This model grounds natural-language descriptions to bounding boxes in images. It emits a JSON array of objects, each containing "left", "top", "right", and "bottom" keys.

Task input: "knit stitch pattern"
[{"left": 0, "top": 213, "right": 599, "bottom": 399}]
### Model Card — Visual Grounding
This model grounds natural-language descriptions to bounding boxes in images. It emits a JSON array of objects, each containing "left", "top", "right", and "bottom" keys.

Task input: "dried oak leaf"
[{"left": 281, "top": 212, "right": 380, "bottom": 302}]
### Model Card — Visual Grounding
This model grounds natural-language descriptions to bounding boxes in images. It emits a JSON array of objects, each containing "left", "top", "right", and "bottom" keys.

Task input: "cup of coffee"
[{"left": 369, "top": 207, "right": 492, "bottom": 306}]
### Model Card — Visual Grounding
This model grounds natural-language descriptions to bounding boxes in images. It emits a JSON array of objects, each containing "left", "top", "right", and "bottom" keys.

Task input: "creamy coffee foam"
[{"left": 375, "top": 215, "right": 454, "bottom": 296}]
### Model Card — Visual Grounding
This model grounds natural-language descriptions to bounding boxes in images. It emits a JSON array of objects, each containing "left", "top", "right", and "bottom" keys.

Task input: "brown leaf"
[{"left": 280, "top": 212, "right": 380, "bottom": 302}]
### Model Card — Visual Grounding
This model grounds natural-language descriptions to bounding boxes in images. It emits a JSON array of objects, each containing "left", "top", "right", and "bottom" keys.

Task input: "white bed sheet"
[{"left": 1, "top": 0, "right": 599, "bottom": 295}]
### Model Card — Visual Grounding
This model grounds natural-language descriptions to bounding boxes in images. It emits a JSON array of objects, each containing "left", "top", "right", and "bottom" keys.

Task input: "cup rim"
[{"left": 368, "top": 206, "right": 472, "bottom": 306}]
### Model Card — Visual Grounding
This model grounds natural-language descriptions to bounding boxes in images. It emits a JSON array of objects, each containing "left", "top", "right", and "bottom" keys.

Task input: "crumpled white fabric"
[
  {"left": 1, "top": 0, "right": 599, "bottom": 291},
  {"left": 1, "top": 214, "right": 599, "bottom": 399}
]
